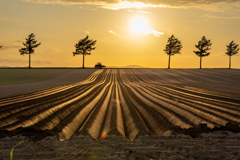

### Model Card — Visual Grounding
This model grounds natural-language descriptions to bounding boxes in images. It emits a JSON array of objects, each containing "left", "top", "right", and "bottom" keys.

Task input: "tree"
[
  {"left": 164, "top": 35, "right": 182, "bottom": 69},
  {"left": 73, "top": 35, "right": 96, "bottom": 68},
  {"left": 0, "top": 45, "right": 2, "bottom": 49},
  {"left": 194, "top": 36, "right": 212, "bottom": 69},
  {"left": 19, "top": 33, "right": 41, "bottom": 68},
  {"left": 226, "top": 41, "right": 239, "bottom": 69}
]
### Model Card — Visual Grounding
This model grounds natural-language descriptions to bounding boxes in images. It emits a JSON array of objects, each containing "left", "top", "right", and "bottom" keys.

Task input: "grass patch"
[
  {"left": 0, "top": 69, "right": 73, "bottom": 85},
  {"left": 10, "top": 141, "right": 25, "bottom": 160}
]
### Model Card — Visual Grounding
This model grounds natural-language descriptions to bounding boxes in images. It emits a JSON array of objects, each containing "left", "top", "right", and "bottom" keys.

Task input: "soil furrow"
[{"left": 0, "top": 68, "right": 240, "bottom": 141}]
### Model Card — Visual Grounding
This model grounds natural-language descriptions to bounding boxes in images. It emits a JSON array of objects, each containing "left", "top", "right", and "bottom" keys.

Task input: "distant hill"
[{"left": 124, "top": 65, "right": 147, "bottom": 68}]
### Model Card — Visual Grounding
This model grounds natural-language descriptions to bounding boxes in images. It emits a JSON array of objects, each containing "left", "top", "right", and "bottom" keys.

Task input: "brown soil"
[
  {"left": 1, "top": 69, "right": 240, "bottom": 160},
  {"left": 1, "top": 131, "right": 240, "bottom": 160},
  {"left": 0, "top": 69, "right": 97, "bottom": 98}
]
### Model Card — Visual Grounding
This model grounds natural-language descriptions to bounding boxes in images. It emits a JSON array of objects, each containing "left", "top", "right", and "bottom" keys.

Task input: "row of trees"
[
  {"left": 0, "top": 33, "right": 96, "bottom": 68},
  {"left": 0, "top": 33, "right": 239, "bottom": 69},
  {"left": 165, "top": 35, "right": 239, "bottom": 69}
]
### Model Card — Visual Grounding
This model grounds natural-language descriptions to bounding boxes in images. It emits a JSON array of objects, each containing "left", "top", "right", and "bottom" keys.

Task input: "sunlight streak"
[
  {"left": 109, "top": 30, "right": 117, "bottom": 34},
  {"left": 103, "top": 1, "right": 168, "bottom": 10},
  {"left": 130, "top": 17, "right": 164, "bottom": 37},
  {"left": 144, "top": 29, "right": 164, "bottom": 37}
]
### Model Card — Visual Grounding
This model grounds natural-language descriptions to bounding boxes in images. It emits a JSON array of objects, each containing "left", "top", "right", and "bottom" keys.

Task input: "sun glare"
[{"left": 130, "top": 17, "right": 148, "bottom": 34}]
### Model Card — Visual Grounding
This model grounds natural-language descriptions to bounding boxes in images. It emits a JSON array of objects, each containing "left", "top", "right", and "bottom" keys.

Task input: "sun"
[{"left": 130, "top": 17, "right": 148, "bottom": 34}]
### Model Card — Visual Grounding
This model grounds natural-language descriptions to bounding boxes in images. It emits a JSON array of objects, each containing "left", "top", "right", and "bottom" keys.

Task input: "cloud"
[
  {"left": 144, "top": 28, "right": 164, "bottom": 37},
  {"left": 0, "top": 17, "right": 16, "bottom": 21},
  {"left": 0, "top": 17, "right": 6, "bottom": 21},
  {"left": 0, "top": 58, "right": 27, "bottom": 63},
  {"left": 200, "top": 14, "right": 240, "bottom": 19},
  {"left": 137, "top": 11, "right": 151, "bottom": 13},
  {"left": 109, "top": 30, "right": 116, "bottom": 34},
  {"left": 102, "top": 2, "right": 168, "bottom": 10},
  {"left": 127, "top": 10, "right": 151, "bottom": 13},
  {"left": 33, "top": 60, "right": 52, "bottom": 64},
  {"left": 0, "top": 40, "right": 27, "bottom": 50},
  {"left": 16, "top": 40, "right": 24, "bottom": 43},
  {"left": 130, "top": 17, "right": 164, "bottom": 37},
  {"left": 37, "top": 48, "right": 60, "bottom": 54},
  {"left": 49, "top": 48, "right": 60, "bottom": 52},
  {"left": 22, "top": 0, "right": 240, "bottom": 10},
  {"left": 0, "top": 58, "right": 52, "bottom": 64},
  {"left": 0, "top": 45, "right": 21, "bottom": 50}
]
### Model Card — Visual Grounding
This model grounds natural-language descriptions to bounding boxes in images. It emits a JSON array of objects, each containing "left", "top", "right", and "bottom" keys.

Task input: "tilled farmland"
[
  {"left": 0, "top": 68, "right": 97, "bottom": 98},
  {"left": 1, "top": 69, "right": 240, "bottom": 142}
]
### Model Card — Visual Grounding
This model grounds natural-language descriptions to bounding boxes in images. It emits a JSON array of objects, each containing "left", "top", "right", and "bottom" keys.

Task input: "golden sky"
[{"left": 0, "top": 0, "right": 240, "bottom": 68}]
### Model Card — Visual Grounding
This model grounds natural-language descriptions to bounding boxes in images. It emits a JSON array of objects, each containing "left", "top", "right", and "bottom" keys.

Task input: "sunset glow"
[
  {"left": 0, "top": 0, "right": 240, "bottom": 68},
  {"left": 130, "top": 17, "right": 148, "bottom": 34},
  {"left": 130, "top": 17, "right": 164, "bottom": 37}
]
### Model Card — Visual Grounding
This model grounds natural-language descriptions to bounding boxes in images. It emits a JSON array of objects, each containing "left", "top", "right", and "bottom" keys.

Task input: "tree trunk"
[
  {"left": 82, "top": 54, "right": 85, "bottom": 68},
  {"left": 168, "top": 54, "right": 171, "bottom": 69},
  {"left": 200, "top": 56, "right": 202, "bottom": 69},
  {"left": 29, "top": 53, "right": 31, "bottom": 68},
  {"left": 229, "top": 55, "right": 231, "bottom": 69}
]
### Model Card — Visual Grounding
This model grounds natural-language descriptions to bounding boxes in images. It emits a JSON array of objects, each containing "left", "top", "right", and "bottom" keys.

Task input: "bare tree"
[
  {"left": 73, "top": 35, "right": 96, "bottom": 68},
  {"left": 194, "top": 36, "right": 212, "bottom": 69},
  {"left": 226, "top": 41, "right": 239, "bottom": 69},
  {"left": 164, "top": 35, "right": 182, "bottom": 69},
  {"left": 19, "top": 33, "right": 41, "bottom": 68}
]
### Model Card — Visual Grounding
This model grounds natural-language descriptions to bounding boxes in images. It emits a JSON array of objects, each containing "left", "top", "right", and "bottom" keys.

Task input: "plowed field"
[{"left": 1, "top": 69, "right": 240, "bottom": 142}]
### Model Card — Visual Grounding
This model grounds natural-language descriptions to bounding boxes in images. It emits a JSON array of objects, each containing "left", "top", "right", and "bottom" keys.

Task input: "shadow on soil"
[
  {"left": 0, "top": 127, "right": 55, "bottom": 142},
  {"left": 0, "top": 122, "right": 240, "bottom": 141},
  {"left": 173, "top": 122, "right": 240, "bottom": 138}
]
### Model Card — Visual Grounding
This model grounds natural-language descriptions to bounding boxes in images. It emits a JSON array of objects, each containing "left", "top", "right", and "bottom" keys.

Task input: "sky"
[{"left": 0, "top": 0, "right": 240, "bottom": 68}]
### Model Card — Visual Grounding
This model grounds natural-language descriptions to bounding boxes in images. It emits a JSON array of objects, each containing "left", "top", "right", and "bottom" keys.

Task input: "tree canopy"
[
  {"left": 19, "top": 33, "right": 41, "bottom": 55},
  {"left": 73, "top": 35, "right": 96, "bottom": 56},
  {"left": 164, "top": 35, "right": 182, "bottom": 56},
  {"left": 164, "top": 35, "right": 182, "bottom": 69},
  {"left": 226, "top": 41, "right": 239, "bottom": 56},
  {"left": 73, "top": 35, "right": 97, "bottom": 68},
  {"left": 226, "top": 40, "right": 239, "bottom": 69},
  {"left": 194, "top": 36, "right": 212, "bottom": 69},
  {"left": 194, "top": 36, "right": 212, "bottom": 58},
  {"left": 19, "top": 33, "right": 41, "bottom": 68}
]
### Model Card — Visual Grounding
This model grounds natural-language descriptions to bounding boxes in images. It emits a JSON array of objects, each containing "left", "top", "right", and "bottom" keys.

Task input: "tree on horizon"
[
  {"left": 226, "top": 41, "right": 239, "bottom": 69},
  {"left": 73, "top": 35, "right": 96, "bottom": 68},
  {"left": 164, "top": 35, "right": 182, "bottom": 69},
  {"left": 0, "top": 45, "right": 2, "bottom": 49},
  {"left": 19, "top": 33, "right": 41, "bottom": 68},
  {"left": 194, "top": 36, "right": 212, "bottom": 69}
]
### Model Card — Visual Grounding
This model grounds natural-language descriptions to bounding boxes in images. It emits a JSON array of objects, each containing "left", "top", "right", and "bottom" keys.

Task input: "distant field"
[{"left": 0, "top": 69, "right": 73, "bottom": 85}]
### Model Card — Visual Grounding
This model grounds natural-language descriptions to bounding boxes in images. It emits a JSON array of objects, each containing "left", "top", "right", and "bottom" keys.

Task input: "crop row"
[{"left": 0, "top": 69, "right": 240, "bottom": 140}]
